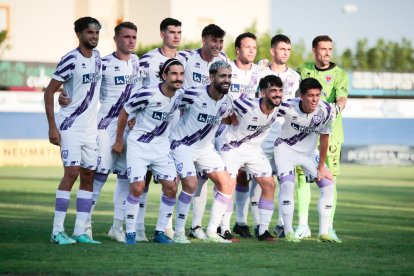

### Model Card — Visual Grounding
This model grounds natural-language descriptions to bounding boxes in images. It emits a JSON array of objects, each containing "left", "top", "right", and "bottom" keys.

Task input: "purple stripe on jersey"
[
  {"left": 55, "top": 63, "right": 75, "bottom": 80},
  {"left": 316, "top": 178, "right": 333, "bottom": 188},
  {"left": 258, "top": 198, "right": 274, "bottom": 210},
  {"left": 98, "top": 82, "right": 134, "bottom": 129},
  {"left": 240, "top": 98, "right": 254, "bottom": 108},
  {"left": 281, "top": 102, "right": 290, "bottom": 107},
  {"left": 127, "top": 193, "right": 140, "bottom": 204},
  {"left": 128, "top": 99, "right": 149, "bottom": 109},
  {"left": 278, "top": 109, "right": 286, "bottom": 115},
  {"left": 181, "top": 97, "right": 194, "bottom": 105},
  {"left": 215, "top": 123, "right": 227, "bottom": 138},
  {"left": 278, "top": 174, "right": 295, "bottom": 184},
  {"left": 234, "top": 100, "right": 248, "bottom": 114},
  {"left": 162, "top": 195, "right": 176, "bottom": 206},
  {"left": 139, "top": 61, "right": 149, "bottom": 68},
  {"left": 55, "top": 198, "right": 70, "bottom": 212},
  {"left": 185, "top": 90, "right": 201, "bottom": 96},
  {"left": 235, "top": 184, "right": 249, "bottom": 193},
  {"left": 137, "top": 121, "right": 169, "bottom": 143},
  {"left": 178, "top": 191, "right": 192, "bottom": 204},
  {"left": 322, "top": 101, "right": 332, "bottom": 124},
  {"left": 58, "top": 54, "right": 76, "bottom": 66},
  {"left": 76, "top": 197, "right": 92, "bottom": 213},
  {"left": 94, "top": 172, "right": 108, "bottom": 182},
  {"left": 215, "top": 192, "right": 232, "bottom": 205}
]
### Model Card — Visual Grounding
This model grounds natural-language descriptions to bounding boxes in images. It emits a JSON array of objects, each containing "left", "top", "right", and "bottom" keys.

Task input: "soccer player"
[
  {"left": 180, "top": 24, "right": 230, "bottom": 240},
  {"left": 135, "top": 17, "right": 185, "bottom": 241},
  {"left": 44, "top": 17, "right": 102, "bottom": 245},
  {"left": 259, "top": 34, "right": 301, "bottom": 238},
  {"left": 296, "top": 35, "right": 348, "bottom": 242},
  {"left": 220, "top": 32, "right": 261, "bottom": 239},
  {"left": 169, "top": 61, "right": 233, "bottom": 243},
  {"left": 220, "top": 75, "right": 284, "bottom": 242},
  {"left": 274, "top": 78, "right": 338, "bottom": 242},
  {"left": 112, "top": 59, "right": 184, "bottom": 245},
  {"left": 90, "top": 22, "right": 140, "bottom": 243}
]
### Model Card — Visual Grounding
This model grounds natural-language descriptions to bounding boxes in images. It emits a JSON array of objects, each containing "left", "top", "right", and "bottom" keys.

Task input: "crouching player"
[
  {"left": 220, "top": 75, "right": 283, "bottom": 241},
  {"left": 112, "top": 59, "right": 184, "bottom": 244},
  {"left": 274, "top": 78, "right": 339, "bottom": 242}
]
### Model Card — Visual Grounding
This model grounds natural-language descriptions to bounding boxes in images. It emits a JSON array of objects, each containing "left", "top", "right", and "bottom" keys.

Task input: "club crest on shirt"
[
  {"left": 313, "top": 115, "right": 322, "bottom": 125},
  {"left": 97, "top": 156, "right": 101, "bottom": 165},
  {"left": 325, "top": 75, "right": 333, "bottom": 83},
  {"left": 176, "top": 163, "right": 183, "bottom": 172}
]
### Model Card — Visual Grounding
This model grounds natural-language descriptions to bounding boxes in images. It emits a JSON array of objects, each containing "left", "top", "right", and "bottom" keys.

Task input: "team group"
[{"left": 44, "top": 16, "right": 348, "bottom": 245}]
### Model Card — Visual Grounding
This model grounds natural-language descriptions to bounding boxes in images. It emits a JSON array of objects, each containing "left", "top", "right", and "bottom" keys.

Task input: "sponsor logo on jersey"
[
  {"left": 193, "top": 72, "right": 209, "bottom": 84},
  {"left": 325, "top": 75, "right": 333, "bottom": 83},
  {"left": 152, "top": 111, "right": 174, "bottom": 121},
  {"left": 230, "top": 84, "right": 240, "bottom": 92},
  {"left": 252, "top": 117, "right": 258, "bottom": 122},
  {"left": 247, "top": 124, "right": 271, "bottom": 132},
  {"left": 197, "top": 113, "right": 221, "bottom": 125},
  {"left": 114, "top": 75, "right": 139, "bottom": 85},
  {"left": 291, "top": 122, "right": 318, "bottom": 134},
  {"left": 82, "top": 73, "right": 101, "bottom": 84}
]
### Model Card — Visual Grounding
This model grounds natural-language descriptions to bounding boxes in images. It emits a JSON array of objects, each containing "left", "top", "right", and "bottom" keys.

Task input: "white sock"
[
  {"left": 258, "top": 197, "right": 274, "bottom": 236},
  {"left": 73, "top": 190, "right": 93, "bottom": 236},
  {"left": 113, "top": 176, "right": 129, "bottom": 230},
  {"left": 277, "top": 184, "right": 284, "bottom": 226},
  {"left": 220, "top": 199, "right": 234, "bottom": 233},
  {"left": 279, "top": 178, "right": 295, "bottom": 234},
  {"left": 52, "top": 190, "right": 71, "bottom": 235},
  {"left": 136, "top": 188, "right": 148, "bottom": 231},
  {"left": 249, "top": 179, "right": 262, "bottom": 227},
  {"left": 155, "top": 194, "right": 176, "bottom": 232},
  {"left": 86, "top": 173, "right": 107, "bottom": 228},
  {"left": 125, "top": 193, "right": 140, "bottom": 234},
  {"left": 192, "top": 178, "right": 208, "bottom": 228},
  {"left": 318, "top": 183, "right": 334, "bottom": 235},
  {"left": 175, "top": 190, "right": 193, "bottom": 234},
  {"left": 235, "top": 182, "right": 249, "bottom": 226},
  {"left": 207, "top": 191, "right": 232, "bottom": 234}
]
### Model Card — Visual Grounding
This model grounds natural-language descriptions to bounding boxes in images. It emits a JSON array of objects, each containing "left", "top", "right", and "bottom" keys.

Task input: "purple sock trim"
[
  {"left": 162, "top": 195, "right": 176, "bottom": 206},
  {"left": 127, "top": 193, "right": 140, "bottom": 204},
  {"left": 178, "top": 191, "right": 192, "bottom": 204},
  {"left": 55, "top": 198, "right": 70, "bottom": 212},
  {"left": 117, "top": 173, "right": 128, "bottom": 180},
  {"left": 215, "top": 192, "right": 231, "bottom": 205},
  {"left": 258, "top": 198, "right": 274, "bottom": 211},
  {"left": 226, "top": 201, "right": 234, "bottom": 212},
  {"left": 95, "top": 172, "right": 108, "bottom": 182},
  {"left": 278, "top": 174, "right": 295, "bottom": 184},
  {"left": 316, "top": 178, "right": 333, "bottom": 188},
  {"left": 76, "top": 197, "right": 92, "bottom": 213},
  {"left": 235, "top": 183, "right": 249, "bottom": 193},
  {"left": 143, "top": 185, "right": 149, "bottom": 193}
]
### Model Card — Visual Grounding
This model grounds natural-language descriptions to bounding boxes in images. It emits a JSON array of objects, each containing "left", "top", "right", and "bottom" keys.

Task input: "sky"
[{"left": 270, "top": 0, "right": 414, "bottom": 53}]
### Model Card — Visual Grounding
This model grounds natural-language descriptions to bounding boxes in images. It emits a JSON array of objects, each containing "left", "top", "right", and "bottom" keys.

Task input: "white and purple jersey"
[
  {"left": 275, "top": 98, "right": 334, "bottom": 154},
  {"left": 170, "top": 85, "right": 233, "bottom": 150},
  {"left": 221, "top": 97, "right": 279, "bottom": 152},
  {"left": 229, "top": 61, "right": 260, "bottom": 99},
  {"left": 183, "top": 49, "right": 230, "bottom": 89},
  {"left": 260, "top": 66, "right": 301, "bottom": 147},
  {"left": 124, "top": 84, "right": 183, "bottom": 144},
  {"left": 53, "top": 48, "right": 102, "bottom": 131},
  {"left": 97, "top": 53, "right": 141, "bottom": 131},
  {"left": 139, "top": 48, "right": 187, "bottom": 87}
]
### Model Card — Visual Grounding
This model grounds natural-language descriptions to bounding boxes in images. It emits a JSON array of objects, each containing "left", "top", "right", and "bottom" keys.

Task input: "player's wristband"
[{"left": 334, "top": 103, "right": 342, "bottom": 114}]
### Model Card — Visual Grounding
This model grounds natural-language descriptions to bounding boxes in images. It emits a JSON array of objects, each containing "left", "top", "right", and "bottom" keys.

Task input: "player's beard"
[
  {"left": 214, "top": 81, "right": 230, "bottom": 95},
  {"left": 266, "top": 96, "right": 282, "bottom": 107}
]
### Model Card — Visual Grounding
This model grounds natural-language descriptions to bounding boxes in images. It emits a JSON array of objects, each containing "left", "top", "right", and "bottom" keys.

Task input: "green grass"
[{"left": 0, "top": 165, "right": 413, "bottom": 275}]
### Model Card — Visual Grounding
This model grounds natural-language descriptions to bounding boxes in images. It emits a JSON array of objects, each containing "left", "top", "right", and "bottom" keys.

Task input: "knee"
[
  {"left": 182, "top": 177, "right": 197, "bottom": 194},
  {"left": 130, "top": 182, "right": 145, "bottom": 197},
  {"left": 63, "top": 167, "right": 79, "bottom": 183},
  {"left": 163, "top": 181, "right": 178, "bottom": 198}
]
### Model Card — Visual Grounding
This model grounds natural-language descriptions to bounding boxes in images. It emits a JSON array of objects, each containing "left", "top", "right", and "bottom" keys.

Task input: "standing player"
[
  {"left": 170, "top": 61, "right": 233, "bottom": 243},
  {"left": 135, "top": 17, "right": 185, "bottom": 241},
  {"left": 112, "top": 59, "right": 184, "bottom": 244},
  {"left": 220, "top": 32, "right": 260, "bottom": 239},
  {"left": 296, "top": 35, "right": 348, "bottom": 242},
  {"left": 180, "top": 24, "right": 230, "bottom": 240},
  {"left": 220, "top": 75, "right": 284, "bottom": 242},
  {"left": 274, "top": 78, "right": 338, "bottom": 242},
  {"left": 44, "top": 17, "right": 102, "bottom": 245},
  {"left": 89, "top": 22, "right": 140, "bottom": 243},
  {"left": 242, "top": 34, "right": 301, "bottom": 238}
]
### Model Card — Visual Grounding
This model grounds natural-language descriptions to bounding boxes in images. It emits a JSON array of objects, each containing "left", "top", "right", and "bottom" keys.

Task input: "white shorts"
[
  {"left": 96, "top": 129, "right": 128, "bottom": 175},
  {"left": 274, "top": 142, "right": 320, "bottom": 181},
  {"left": 171, "top": 144, "right": 226, "bottom": 178},
  {"left": 127, "top": 137, "right": 176, "bottom": 183},
  {"left": 60, "top": 129, "right": 98, "bottom": 169},
  {"left": 221, "top": 147, "right": 273, "bottom": 179}
]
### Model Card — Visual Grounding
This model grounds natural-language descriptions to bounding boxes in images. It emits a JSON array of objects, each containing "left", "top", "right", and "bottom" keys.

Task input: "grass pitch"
[{"left": 0, "top": 164, "right": 413, "bottom": 275}]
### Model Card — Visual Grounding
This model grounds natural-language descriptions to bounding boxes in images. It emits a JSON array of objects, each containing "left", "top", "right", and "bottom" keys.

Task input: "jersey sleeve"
[
  {"left": 334, "top": 68, "right": 349, "bottom": 99},
  {"left": 232, "top": 97, "right": 253, "bottom": 118},
  {"left": 320, "top": 101, "right": 334, "bottom": 134},
  {"left": 53, "top": 53, "right": 76, "bottom": 82},
  {"left": 179, "top": 88, "right": 201, "bottom": 110},
  {"left": 124, "top": 89, "right": 154, "bottom": 115}
]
